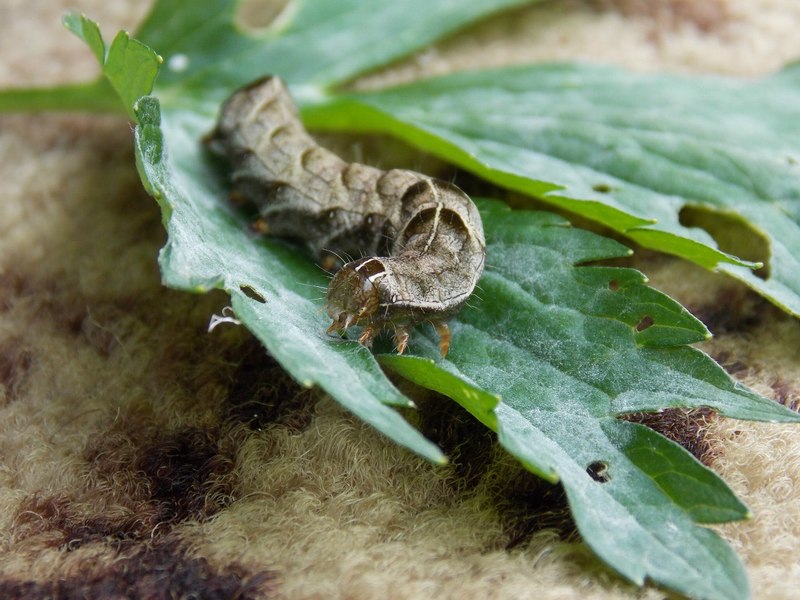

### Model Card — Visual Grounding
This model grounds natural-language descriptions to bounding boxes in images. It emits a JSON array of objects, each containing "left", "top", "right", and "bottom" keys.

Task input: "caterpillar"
[{"left": 206, "top": 77, "right": 485, "bottom": 357}]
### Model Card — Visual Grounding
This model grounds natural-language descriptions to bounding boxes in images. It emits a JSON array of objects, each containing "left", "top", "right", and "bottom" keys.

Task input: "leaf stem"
[{"left": 0, "top": 79, "right": 124, "bottom": 115}]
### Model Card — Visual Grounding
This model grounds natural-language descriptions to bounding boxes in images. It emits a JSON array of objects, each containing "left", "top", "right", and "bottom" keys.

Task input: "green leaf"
[
  {"left": 63, "top": 12, "right": 105, "bottom": 63},
  {"left": 133, "top": 94, "right": 445, "bottom": 464},
  {"left": 381, "top": 199, "right": 800, "bottom": 600},
  {"left": 6, "top": 1, "right": 800, "bottom": 597},
  {"left": 134, "top": 0, "right": 540, "bottom": 98},
  {"left": 120, "top": 0, "right": 549, "bottom": 463},
  {"left": 304, "top": 64, "right": 800, "bottom": 317},
  {"left": 63, "top": 12, "right": 162, "bottom": 119},
  {"left": 52, "top": 0, "right": 539, "bottom": 465},
  {"left": 0, "top": 79, "right": 122, "bottom": 114}
]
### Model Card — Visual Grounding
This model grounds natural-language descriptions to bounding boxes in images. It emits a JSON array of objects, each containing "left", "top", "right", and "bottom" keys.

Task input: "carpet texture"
[{"left": 1, "top": 1, "right": 799, "bottom": 598}]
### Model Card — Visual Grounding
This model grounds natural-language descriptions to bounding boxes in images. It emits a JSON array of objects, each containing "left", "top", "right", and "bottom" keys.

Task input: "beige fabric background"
[{"left": 1, "top": 1, "right": 799, "bottom": 598}]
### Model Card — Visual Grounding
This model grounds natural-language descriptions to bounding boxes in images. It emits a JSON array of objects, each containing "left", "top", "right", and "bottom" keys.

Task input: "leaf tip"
[
  {"left": 540, "top": 469, "right": 560, "bottom": 484},
  {"left": 61, "top": 12, "right": 75, "bottom": 28},
  {"left": 61, "top": 10, "right": 85, "bottom": 27}
]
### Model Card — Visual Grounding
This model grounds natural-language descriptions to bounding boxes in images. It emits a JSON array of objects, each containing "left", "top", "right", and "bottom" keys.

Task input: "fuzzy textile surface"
[{"left": 2, "top": 1, "right": 800, "bottom": 599}]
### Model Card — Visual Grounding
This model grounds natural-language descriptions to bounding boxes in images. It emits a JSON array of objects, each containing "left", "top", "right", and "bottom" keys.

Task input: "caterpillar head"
[{"left": 325, "top": 257, "right": 386, "bottom": 332}]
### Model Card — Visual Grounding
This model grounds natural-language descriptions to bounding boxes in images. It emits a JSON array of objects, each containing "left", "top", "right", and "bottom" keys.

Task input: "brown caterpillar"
[{"left": 206, "top": 77, "right": 485, "bottom": 357}]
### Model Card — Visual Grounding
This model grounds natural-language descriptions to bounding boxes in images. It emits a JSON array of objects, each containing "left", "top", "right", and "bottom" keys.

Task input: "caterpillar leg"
[
  {"left": 229, "top": 189, "right": 246, "bottom": 206},
  {"left": 433, "top": 321, "right": 451, "bottom": 358},
  {"left": 320, "top": 254, "right": 339, "bottom": 272},
  {"left": 358, "top": 325, "right": 378, "bottom": 349},
  {"left": 326, "top": 314, "right": 345, "bottom": 334},
  {"left": 250, "top": 217, "right": 270, "bottom": 234},
  {"left": 393, "top": 325, "right": 410, "bottom": 355},
  {"left": 326, "top": 312, "right": 356, "bottom": 334}
]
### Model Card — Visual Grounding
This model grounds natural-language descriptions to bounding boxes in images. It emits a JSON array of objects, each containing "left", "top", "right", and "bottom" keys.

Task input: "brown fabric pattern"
[{"left": 2, "top": 1, "right": 800, "bottom": 599}]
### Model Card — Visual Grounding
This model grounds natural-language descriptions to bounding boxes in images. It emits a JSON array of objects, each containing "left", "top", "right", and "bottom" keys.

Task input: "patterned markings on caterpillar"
[{"left": 206, "top": 76, "right": 485, "bottom": 358}]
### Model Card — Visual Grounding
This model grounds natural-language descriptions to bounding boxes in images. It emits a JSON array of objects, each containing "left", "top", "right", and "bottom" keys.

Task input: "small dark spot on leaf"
[
  {"left": 635, "top": 315, "right": 654, "bottom": 332},
  {"left": 592, "top": 183, "right": 612, "bottom": 193},
  {"left": 240, "top": 284, "right": 266, "bottom": 303},
  {"left": 608, "top": 279, "right": 620, "bottom": 291},
  {"left": 586, "top": 460, "right": 611, "bottom": 483}
]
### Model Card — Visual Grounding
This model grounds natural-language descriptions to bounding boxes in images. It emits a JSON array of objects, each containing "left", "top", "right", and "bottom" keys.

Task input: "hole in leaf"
[
  {"left": 608, "top": 279, "right": 620, "bottom": 291},
  {"left": 635, "top": 315, "right": 654, "bottom": 332},
  {"left": 240, "top": 284, "right": 266, "bottom": 304},
  {"left": 678, "top": 204, "right": 771, "bottom": 279},
  {"left": 592, "top": 183, "right": 612, "bottom": 193},
  {"left": 586, "top": 461, "right": 610, "bottom": 483},
  {"left": 236, "top": 0, "right": 292, "bottom": 31}
]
